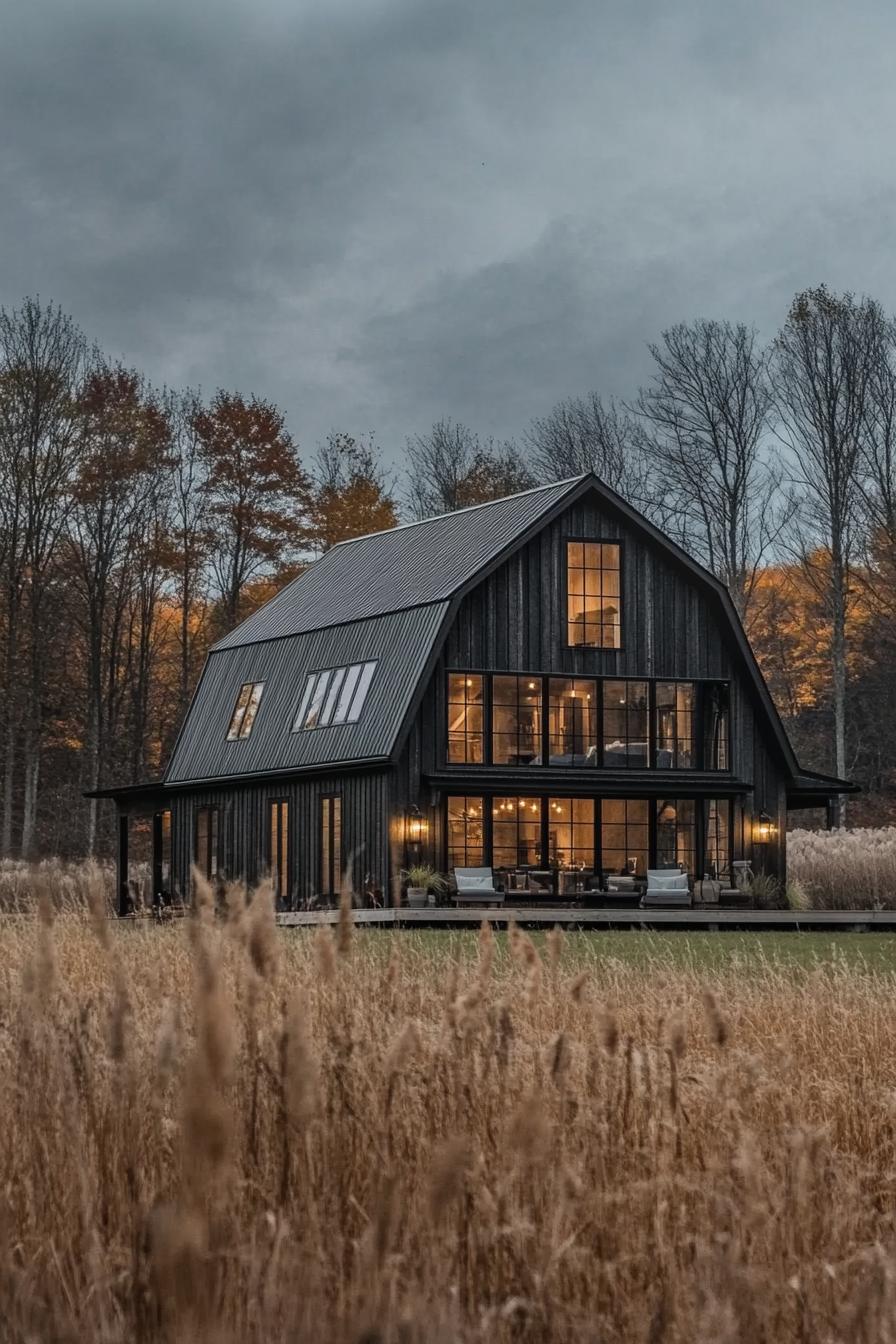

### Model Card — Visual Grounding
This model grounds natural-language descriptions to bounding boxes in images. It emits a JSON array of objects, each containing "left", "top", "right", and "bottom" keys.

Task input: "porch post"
[
  {"left": 117, "top": 813, "right": 130, "bottom": 918},
  {"left": 151, "top": 810, "right": 163, "bottom": 907}
]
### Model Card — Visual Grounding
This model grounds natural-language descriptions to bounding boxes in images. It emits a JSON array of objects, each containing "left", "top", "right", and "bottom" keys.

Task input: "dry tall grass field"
[
  {"left": 2, "top": 869, "right": 896, "bottom": 1342},
  {"left": 788, "top": 826, "right": 896, "bottom": 908}
]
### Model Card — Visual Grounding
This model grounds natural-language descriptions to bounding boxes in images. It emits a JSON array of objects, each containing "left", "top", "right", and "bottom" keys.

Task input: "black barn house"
[{"left": 96, "top": 474, "right": 853, "bottom": 911}]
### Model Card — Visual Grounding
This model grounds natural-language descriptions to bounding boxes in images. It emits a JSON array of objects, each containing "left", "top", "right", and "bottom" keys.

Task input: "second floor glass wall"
[{"left": 446, "top": 671, "right": 730, "bottom": 771}]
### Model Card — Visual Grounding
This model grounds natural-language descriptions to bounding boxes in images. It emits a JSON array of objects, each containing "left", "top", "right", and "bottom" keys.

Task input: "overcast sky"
[{"left": 3, "top": 0, "right": 895, "bottom": 463}]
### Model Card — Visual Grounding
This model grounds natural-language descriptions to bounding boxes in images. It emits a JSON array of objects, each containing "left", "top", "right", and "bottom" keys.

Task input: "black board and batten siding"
[{"left": 398, "top": 494, "right": 789, "bottom": 878}]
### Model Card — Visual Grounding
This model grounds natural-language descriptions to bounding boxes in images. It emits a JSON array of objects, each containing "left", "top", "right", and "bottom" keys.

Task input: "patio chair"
[
  {"left": 603, "top": 874, "right": 643, "bottom": 906},
  {"left": 452, "top": 867, "right": 505, "bottom": 907},
  {"left": 640, "top": 869, "right": 692, "bottom": 909}
]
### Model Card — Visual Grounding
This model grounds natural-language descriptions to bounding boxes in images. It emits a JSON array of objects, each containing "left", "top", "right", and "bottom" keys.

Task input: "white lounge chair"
[
  {"left": 452, "top": 867, "right": 505, "bottom": 906},
  {"left": 640, "top": 868, "right": 692, "bottom": 908}
]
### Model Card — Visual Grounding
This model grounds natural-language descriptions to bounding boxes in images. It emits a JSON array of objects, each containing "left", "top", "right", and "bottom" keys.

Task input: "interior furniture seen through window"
[
  {"left": 269, "top": 799, "right": 289, "bottom": 903},
  {"left": 294, "top": 662, "right": 377, "bottom": 731},
  {"left": 567, "top": 541, "right": 621, "bottom": 648},
  {"left": 320, "top": 794, "right": 342, "bottom": 897},
  {"left": 492, "top": 676, "right": 542, "bottom": 765},
  {"left": 446, "top": 795, "right": 485, "bottom": 868},
  {"left": 492, "top": 796, "right": 542, "bottom": 868},
  {"left": 227, "top": 682, "right": 265, "bottom": 740},
  {"left": 195, "top": 806, "right": 219, "bottom": 880},
  {"left": 447, "top": 674, "right": 484, "bottom": 763}
]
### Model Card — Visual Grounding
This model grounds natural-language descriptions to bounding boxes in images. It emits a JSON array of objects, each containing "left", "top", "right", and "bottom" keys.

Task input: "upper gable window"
[
  {"left": 292, "top": 661, "right": 378, "bottom": 731},
  {"left": 227, "top": 682, "right": 265, "bottom": 740},
  {"left": 567, "top": 542, "right": 621, "bottom": 648}
]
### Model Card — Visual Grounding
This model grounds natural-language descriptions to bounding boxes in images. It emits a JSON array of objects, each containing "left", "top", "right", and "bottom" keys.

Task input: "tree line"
[{"left": 0, "top": 286, "right": 892, "bottom": 858}]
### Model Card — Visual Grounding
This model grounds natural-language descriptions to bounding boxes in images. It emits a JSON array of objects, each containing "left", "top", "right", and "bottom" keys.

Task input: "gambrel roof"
[
  {"left": 212, "top": 476, "right": 581, "bottom": 648},
  {"left": 158, "top": 473, "right": 854, "bottom": 800}
]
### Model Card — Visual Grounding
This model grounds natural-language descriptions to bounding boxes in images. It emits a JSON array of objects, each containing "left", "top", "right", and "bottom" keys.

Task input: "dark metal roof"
[
  {"left": 213, "top": 476, "right": 584, "bottom": 649},
  {"left": 164, "top": 603, "right": 448, "bottom": 785},
  {"left": 786, "top": 768, "right": 859, "bottom": 807}
]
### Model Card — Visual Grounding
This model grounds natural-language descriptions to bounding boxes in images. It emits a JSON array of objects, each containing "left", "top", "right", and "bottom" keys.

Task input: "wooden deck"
[{"left": 275, "top": 906, "right": 896, "bottom": 932}]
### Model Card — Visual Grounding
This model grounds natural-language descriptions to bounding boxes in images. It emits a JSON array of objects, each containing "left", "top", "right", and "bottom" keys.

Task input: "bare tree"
[
  {"left": 631, "top": 320, "right": 783, "bottom": 625},
  {"left": 405, "top": 419, "right": 534, "bottom": 519},
  {"left": 164, "top": 388, "right": 210, "bottom": 719},
  {"left": 524, "top": 393, "right": 650, "bottom": 503},
  {"left": 772, "top": 286, "right": 886, "bottom": 824},
  {"left": 0, "top": 299, "right": 86, "bottom": 855}
]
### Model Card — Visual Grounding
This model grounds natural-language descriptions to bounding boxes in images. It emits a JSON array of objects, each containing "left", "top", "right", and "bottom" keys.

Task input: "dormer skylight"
[
  {"left": 227, "top": 681, "right": 265, "bottom": 740},
  {"left": 292, "top": 661, "right": 378, "bottom": 731}
]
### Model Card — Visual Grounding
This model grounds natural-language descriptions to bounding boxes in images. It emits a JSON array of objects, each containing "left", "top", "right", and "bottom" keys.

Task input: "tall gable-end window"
[
  {"left": 447, "top": 674, "right": 484, "bottom": 763},
  {"left": 293, "top": 662, "right": 377, "bottom": 731},
  {"left": 195, "top": 806, "right": 219, "bottom": 880},
  {"left": 567, "top": 542, "right": 621, "bottom": 648},
  {"left": 227, "top": 682, "right": 264, "bottom": 740}
]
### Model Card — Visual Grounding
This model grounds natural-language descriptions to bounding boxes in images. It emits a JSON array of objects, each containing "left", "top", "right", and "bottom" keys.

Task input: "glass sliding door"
[
  {"left": 446, "top": 796, "right": 485, "bottom": 868},
  {"left": 601, "top": 798, "right": 649, "bottom": 877}
]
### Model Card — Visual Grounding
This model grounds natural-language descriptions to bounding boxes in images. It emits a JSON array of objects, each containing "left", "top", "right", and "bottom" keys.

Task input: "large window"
[
  {"left": 492, "top": 676, "right": 542, "bottom": 766},
  {"left": 602, "top": 681, "right": 649, "bottom": 768},
  {"left": 269, "top": 799, "right": 289, "bottom": 904},
  {"left": 447, "top": 796, "right": 485, "bottom": 868},
  {"left": 293, "top": 662, "right": 377, "bottom": 731},
  {"left": 548, "top": 679, "right": 598, "bottom": 766},
  {"left": 447, "top": 674, "right": 484, "bottom": 763},
  {"left": 195, "top": 806, "right": 219, "bottom": 880},
  {"left": 655, "top": 682, "right": 694, "bottom": 768},
  {"left": 704, "top": 683, "right": 730, "bottom": 770},
  {"left": 492, "top": 797, "right": 543, "bottom": 868},
  {"left": 320, "top": 795, "right": 342, "bottom": 897},
  {"left": 567, "top": 541, "right": 621, "bottom": 648},
  {"left": 706, "top": 798, "right": 731, "bottom": 880},
  {"left": 656, "top": 798, "right": 696, "bottom": 873},
  {"left": 601, "top": 798, "right": 649, "bottom": 877},
  {"left": 227, "top": 682, "right": 264, "bottom": 740},
  {"left": 547, "top": 797, "right": 595, "bottom": 868}
]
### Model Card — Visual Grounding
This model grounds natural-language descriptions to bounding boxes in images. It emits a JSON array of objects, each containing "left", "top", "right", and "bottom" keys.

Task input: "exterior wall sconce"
[
  {"left": 755, "top": 810, "right": 776, "bottom": 844},
  {"left": 406, "top": 804, "right": 427, "bottom": 845}
]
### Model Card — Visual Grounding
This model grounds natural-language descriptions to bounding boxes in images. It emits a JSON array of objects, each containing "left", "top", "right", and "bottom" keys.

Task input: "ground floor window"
[
  {"left": 195, "top": 806, "right": 219, "bottom": 880},
  {"left": 445, "top": 793, "right": 726, "bottom": 879},
  {"left": 492, "top": 796, "right": 543, "bottom": 867},
  {"left": 320, "top": 794, "right": 342, "bottom": 897},
  {"left": 601, "top": 798, "right": 649, "bottom": 876},
  {"left": 706, "top": 798, "right": 731, "bottom": 879},
  {"left": 269, "top": 799, "right": 289, "bottom": 902},
  {"left": 447, "top": 796, "right": 485, "bottom": 868},
  {"left": 656, "top": 798, "right": 696, "bottom": 873},
  {"left": 547, "top": 797, "right": 595, "bottom": 868}
]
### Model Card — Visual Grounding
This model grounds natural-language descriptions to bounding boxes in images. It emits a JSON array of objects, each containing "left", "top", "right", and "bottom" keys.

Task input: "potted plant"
[{"left": 401, "top": 865, "right": 448, "bottom": 909}]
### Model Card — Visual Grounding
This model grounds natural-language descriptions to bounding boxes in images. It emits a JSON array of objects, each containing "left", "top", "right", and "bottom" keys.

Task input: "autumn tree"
[
  {"left": 194, "top": 392, "right": 312, "bottom": 633},
  {"left": 772, "top": 286, "right": 885, "bottom": 822},
  {"left": 405, "top": 419, "right": 535, "bottom": 518},
  {"left": 0, "top": 299, "right": 86, "bottom": 855},
  {"left": 632, "top": 321, "right": 782, "bottom": 624},
  {"left": 68, "top": 366, "right": 171, "bottom": 854},
  {"left": 163, "top": 388, "right": 211, "bottom": 717},
  {"left": 308, "top": 432, "right": 397, "bottom": 551}
]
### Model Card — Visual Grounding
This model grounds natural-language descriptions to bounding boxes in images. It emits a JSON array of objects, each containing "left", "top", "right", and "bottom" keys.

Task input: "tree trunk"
[{"left": 830, "top": 556, "right": 848, "bottom": 828}]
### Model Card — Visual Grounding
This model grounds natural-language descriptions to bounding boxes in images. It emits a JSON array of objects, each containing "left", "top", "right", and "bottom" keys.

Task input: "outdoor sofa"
[{"left": 452, "top": 867, "right": 506, "bottom": 906}]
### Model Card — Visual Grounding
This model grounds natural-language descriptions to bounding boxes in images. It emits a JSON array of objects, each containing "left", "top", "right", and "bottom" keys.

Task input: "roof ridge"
[{"left": 329, "top": 473, "right": 589, "bottom": 549}]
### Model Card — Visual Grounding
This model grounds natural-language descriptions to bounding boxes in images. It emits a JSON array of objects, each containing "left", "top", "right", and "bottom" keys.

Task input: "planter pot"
[{"left": 407, "top": 887, "right": 428, "bottom": 909}]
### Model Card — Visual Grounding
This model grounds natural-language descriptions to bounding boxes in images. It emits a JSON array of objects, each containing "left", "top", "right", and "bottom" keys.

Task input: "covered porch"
[{"left": 86, "top": 782, "right": 172, "bottom": 916}]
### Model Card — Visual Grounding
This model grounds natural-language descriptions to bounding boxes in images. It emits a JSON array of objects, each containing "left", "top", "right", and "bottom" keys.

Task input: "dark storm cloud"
[{"left": 2, "top": 0, "right": 896, "bottom": 461}]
